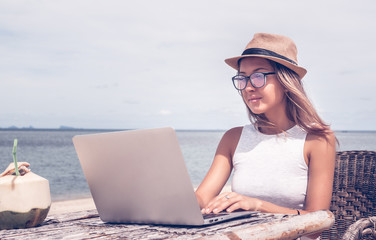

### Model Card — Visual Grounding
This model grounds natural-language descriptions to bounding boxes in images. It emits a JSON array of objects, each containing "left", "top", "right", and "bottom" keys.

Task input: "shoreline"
[{"left": 49, "top": 185, "right": 232, "bottom": 215}]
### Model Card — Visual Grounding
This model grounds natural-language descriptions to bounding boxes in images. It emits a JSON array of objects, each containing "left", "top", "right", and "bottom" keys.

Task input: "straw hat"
[{"left": 225, "top": 33, "right": 307, "bottom": 79}]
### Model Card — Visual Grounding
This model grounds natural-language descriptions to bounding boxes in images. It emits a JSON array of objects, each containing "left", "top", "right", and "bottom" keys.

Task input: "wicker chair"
[{"left": 321, "top": 151, "right": 376, "bottom": 240}]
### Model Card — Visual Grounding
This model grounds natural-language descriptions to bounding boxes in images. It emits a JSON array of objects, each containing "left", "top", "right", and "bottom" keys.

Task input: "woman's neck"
[{"left": 258, "top": 112, "right": 295, "bottom": 135}]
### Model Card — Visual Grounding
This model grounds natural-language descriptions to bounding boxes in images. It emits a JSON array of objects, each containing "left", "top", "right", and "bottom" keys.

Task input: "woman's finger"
[
  {"left": 202, "top": 192, "right": 232, "bottom": 213},
  {"left": 226, "top": 201, "right": 242, "bottom": 213},
  {"left": 0, "top": 162, "right": 31, "bottom": 177},
  {"left": 212, "top": 193, "right": 243, "bottom": 213},
  {"left": 204, "top": 192, "right": 242, "bottom": 214}
]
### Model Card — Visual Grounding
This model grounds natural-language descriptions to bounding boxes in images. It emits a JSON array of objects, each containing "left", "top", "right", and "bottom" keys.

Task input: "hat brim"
[{"left": 225, "top": 55, "right": 307, "bottom": 79}]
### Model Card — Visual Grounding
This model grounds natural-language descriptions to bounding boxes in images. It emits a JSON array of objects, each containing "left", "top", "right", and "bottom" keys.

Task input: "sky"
[{"left": 0, "top": 0, "right": 375, "bottom": 130}]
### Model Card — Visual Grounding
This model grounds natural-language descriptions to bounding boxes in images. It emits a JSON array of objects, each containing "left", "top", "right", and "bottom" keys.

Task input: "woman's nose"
[{"left": 244, "top": 80, "right": 255, "bottom": 92}]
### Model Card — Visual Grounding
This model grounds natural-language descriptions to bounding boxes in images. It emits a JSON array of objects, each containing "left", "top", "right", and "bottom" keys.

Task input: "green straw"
[{"left": 12, "top": 139, "right": 20, "bottom": 176}]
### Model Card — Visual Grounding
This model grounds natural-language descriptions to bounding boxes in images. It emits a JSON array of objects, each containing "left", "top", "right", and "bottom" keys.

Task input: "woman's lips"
[{"left": 249, "top": 96, "right": 262, "bottom": 103}]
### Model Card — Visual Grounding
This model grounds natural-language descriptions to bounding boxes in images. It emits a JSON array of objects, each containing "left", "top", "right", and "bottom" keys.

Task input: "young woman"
[{"left": 195, "top": 33, "right": 336, "bottom": 237}]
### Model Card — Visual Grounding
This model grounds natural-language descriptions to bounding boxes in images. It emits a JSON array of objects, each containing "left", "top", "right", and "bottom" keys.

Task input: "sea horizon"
[{"left": 1, "top": 126, "right": 376, "bottom": 133}]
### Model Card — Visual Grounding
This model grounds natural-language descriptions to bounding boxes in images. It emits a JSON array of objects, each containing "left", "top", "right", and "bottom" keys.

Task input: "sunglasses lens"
[
  {"left": 251, "top": 73, "right": 265, "bottom": 88},
  {"left": 233, "top": 76, "right": 247, "bottom": 90}
]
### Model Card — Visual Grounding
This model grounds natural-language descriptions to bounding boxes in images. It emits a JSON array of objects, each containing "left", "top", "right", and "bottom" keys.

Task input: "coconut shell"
[
  {"left": 0, "top": 172, "right": 51, "bottom": 229},
  {"left": 0, "top": 207, "right": 50, "bottom": 230}
]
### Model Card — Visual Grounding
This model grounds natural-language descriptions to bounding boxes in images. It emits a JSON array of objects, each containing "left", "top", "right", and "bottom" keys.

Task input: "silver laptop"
[{"left": 72, "top": 127, "right": 257, "bottom": 226}]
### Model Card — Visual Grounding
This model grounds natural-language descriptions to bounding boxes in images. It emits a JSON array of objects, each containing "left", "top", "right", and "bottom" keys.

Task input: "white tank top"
[{"left": 231, "top": 124, "right": 308, "bottom": 209}]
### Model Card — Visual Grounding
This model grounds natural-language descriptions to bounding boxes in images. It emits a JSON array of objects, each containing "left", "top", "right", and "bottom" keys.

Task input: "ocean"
[{"left": 0, "top": 129, "right": 375, "bottom": 201}]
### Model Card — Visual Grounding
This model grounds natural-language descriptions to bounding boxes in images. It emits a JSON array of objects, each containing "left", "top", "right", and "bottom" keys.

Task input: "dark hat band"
[{"left": 241, "top": 48, "right": 297, "bottom": 65}]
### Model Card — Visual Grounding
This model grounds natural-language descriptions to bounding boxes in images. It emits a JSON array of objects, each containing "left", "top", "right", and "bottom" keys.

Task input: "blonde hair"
[{"left": 243, "top": 60, "right": 331, "bottom": 137}]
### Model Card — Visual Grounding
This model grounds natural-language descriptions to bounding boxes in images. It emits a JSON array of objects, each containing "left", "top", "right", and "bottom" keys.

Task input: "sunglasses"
[{"left": 232, "top": 72, "right": 275, "bottom": 90}]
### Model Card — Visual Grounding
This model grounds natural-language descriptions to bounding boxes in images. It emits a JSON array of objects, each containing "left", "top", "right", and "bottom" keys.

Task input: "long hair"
[{"left": 242, "top": 60, "right": 331, "bottom": 137}]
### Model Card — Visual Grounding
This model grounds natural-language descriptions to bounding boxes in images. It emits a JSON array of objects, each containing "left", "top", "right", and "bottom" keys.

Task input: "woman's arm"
[
  {"left": 303, "top": 131, "right": 336, "bottom": 213},
  {"left": 195, "top": 127, "right": 242, "bottom": 209}
]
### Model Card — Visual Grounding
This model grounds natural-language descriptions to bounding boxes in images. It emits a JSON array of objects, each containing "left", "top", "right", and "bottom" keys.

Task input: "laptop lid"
[{"left": 73, "top": 127, "right": 206, "bottom": 225}]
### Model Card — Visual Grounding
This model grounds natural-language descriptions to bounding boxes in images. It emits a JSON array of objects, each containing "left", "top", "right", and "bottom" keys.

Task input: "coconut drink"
[{"left": 0, "top": 139, "right": 51, "bottom": 230}]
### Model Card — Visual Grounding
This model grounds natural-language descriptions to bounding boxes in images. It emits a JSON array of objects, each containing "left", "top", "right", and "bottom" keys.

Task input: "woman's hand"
[
  {"left": 0, "top": 162, "right": 30, "bottom": 177},
  {"left": 201, "top": 192, "right": 262, "bottom": 214}
]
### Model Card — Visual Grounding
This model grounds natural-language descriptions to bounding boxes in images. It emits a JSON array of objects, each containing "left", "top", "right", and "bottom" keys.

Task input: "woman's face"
[{"left": 239, "top": 57, "right": 287, "bottom": 119}]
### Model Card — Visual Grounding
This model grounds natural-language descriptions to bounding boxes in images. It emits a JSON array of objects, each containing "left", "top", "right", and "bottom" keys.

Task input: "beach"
[
  {"left": 49, "top": 197, "right": 96, "bottom": 215},
  {"left": 48, "top": 185, "right": 232, "bottom": 215}
]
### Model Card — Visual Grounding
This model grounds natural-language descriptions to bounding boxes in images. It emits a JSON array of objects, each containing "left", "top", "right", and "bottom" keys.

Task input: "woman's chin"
[{"left": 249, "top": 108, "right": 265, "bottom": 115}]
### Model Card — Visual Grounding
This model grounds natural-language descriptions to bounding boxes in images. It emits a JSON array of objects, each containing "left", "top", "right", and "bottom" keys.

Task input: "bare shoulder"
[
  {"left": 305, "top": 130, "right": 336, "bottom": 166},
  {"left": 306, "top": 130, "right": 336, "bottom": 149},
  {"left": 223, "top": 126, "right": 243, "bottom": 139},
  {"left": 217, "top": 126, "right": 244, "bottom": 157}
]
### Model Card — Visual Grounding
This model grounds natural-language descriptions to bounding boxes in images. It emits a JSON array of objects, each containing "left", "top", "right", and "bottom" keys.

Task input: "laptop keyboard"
[{"left": 202, "top": 212, "right": 229, "bottom": 219}]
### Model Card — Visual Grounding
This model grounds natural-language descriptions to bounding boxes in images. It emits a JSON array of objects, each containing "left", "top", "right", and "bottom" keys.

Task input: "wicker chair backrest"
[{"left": 321, "top": 151, "right": 376, "bottom": 240}]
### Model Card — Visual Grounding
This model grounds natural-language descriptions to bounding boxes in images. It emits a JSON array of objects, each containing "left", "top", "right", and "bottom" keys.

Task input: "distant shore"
[
  {"left": 0, "top": 127, "right": 227, "bottom": 132},
  {"left": 1, "top": 127, "right": 375, "bottom": 133},
  {"left": 0, "top": 127, "right": 127, "bottom": 132}
]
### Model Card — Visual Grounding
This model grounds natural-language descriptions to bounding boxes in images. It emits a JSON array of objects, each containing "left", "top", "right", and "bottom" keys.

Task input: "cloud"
[
  {"left": 158, "top": 110, "right": 172, "bottom": 116},
  {"left": 0, "top": 0, "right": 375, "bottom": 130}
]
